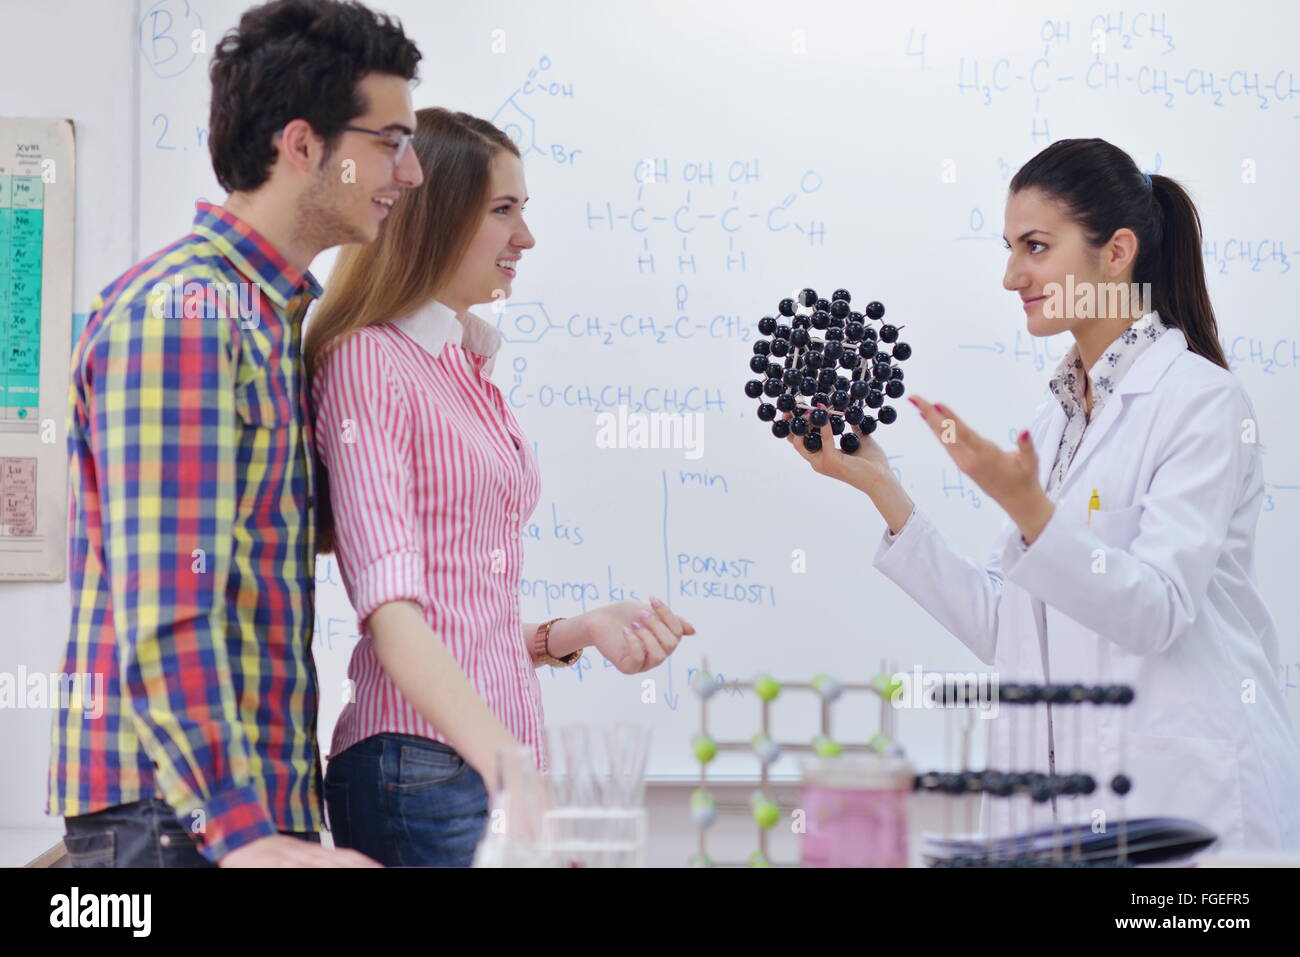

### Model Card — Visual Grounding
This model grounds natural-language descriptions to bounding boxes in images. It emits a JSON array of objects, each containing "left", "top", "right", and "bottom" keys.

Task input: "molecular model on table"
[
  {"left": 687, "top": 665, "right": 1149, "bottom": 868},
  {"left": 914, "top": 680, "right": 1146, "bottom": 868},
  {"left": 686, "top": 658, "right": 905, "bottom": 868}
]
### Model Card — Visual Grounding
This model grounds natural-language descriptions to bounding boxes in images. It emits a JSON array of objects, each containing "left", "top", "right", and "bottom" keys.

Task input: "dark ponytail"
[{"left": 1010, "top": 138, "right": 1228, "bottom": 371}]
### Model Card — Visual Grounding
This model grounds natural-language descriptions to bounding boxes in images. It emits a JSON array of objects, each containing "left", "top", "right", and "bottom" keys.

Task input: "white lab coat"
[{"left": 873, "top": 326, "right": 1300, "bottom": 853}]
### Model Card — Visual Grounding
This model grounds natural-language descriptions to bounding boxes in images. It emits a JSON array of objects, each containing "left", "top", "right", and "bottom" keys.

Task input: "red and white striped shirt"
[{"left": 311, "top": 300, "right": 547, "bottom": 770}]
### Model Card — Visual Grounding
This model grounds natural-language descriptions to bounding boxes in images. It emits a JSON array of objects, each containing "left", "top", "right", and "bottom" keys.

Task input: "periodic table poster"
[{"left": 0, "top": 117, "right": 73, "bottom": 581}]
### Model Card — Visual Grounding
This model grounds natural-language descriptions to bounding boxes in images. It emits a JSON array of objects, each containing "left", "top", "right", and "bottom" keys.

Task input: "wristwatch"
[{"left": 534, "top": 617, "right": 582, "bottom": 667}]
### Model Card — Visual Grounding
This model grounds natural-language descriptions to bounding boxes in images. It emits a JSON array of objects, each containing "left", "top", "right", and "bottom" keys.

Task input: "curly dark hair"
[{"left": 208, "top": 0, "right": 421, "bottom": 192}]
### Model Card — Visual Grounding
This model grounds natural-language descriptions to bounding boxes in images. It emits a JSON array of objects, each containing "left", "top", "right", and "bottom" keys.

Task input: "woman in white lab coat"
[{"left": 787, "top": 138, "right": 1300, "bottom": 854}]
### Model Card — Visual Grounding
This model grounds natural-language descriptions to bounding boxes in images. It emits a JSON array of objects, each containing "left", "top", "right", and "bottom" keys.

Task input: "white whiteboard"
[{"left": 134, "top": 0, "right": 1300, "bottom": 779}]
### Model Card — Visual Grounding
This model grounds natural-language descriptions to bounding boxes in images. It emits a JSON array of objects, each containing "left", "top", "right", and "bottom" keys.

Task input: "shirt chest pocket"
[
  {"left": 234, "top": 334, "right": 291, "bottom": 429},
  {"left": 1088, "top": 503, "right": 1142, "bottom": 548}
]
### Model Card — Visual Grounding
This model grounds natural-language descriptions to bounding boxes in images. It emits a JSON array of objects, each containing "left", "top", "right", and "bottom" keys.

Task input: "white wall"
[{"left": 0, "top": 0, "right": 136, "bottom": 832}]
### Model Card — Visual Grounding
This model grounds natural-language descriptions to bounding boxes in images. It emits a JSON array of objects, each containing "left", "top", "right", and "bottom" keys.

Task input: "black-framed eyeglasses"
[{"left": 339, "top": 124, "right": 414, "bottom": 164}]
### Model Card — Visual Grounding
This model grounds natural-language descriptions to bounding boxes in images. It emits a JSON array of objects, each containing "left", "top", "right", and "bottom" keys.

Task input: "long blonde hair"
[{"left": 305, "top": 107, "right": 521, "bottom": 554}]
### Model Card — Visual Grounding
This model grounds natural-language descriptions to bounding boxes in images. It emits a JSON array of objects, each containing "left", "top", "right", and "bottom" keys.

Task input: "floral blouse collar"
[{"left": 1048, "top": 310, "right": 1169, "bottom": 423}]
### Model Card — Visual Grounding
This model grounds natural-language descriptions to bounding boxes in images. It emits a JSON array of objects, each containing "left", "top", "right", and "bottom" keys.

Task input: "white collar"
[{"left": 389, "top": 300, "right": 503, "bottom": 361}]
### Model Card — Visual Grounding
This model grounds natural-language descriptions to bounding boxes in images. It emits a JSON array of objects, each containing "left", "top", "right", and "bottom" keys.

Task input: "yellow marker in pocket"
[{"left": 1088, "top": 488, "right": 1101, "bottom": 527}]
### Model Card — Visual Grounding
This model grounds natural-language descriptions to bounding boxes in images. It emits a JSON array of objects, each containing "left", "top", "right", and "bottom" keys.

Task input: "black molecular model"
[
  {"left": 744, "top": 288, "right": 913, "bottom": 453},
  {"left": 917, "top": 682, "right": 1145, "bottom": 868}
]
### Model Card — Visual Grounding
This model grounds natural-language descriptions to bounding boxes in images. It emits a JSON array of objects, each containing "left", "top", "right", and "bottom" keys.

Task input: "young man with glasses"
[{"left": 50, "top": 0, "right": 424, "bottom": 868}]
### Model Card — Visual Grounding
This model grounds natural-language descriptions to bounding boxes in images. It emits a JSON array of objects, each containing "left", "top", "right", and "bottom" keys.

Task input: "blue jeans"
[
  {"left": 324, "top": 733, "right": 489, "bottom": 867},
  {"left": 63, "top": 797, "right": 320, "bottom": 867}
]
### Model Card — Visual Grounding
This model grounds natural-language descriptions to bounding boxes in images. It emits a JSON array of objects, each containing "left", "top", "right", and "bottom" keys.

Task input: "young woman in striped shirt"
[{"left": 304, "top": 108, "right": 694, "bottom": 867}]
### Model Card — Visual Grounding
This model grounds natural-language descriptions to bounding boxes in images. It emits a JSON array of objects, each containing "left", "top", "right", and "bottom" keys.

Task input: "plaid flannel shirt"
[{"left": 49, "top": 202, "right": 323, "bottom": 861}]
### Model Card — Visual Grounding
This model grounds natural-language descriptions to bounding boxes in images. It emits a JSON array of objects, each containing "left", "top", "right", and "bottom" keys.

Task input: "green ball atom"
[
  {"left": 812, "top": 734, "right": 843, "bottom": 757},
  {"left": 692, "top": 734, "right": 718, "bottom": 764},
  {"left": 872, "top": 673, "right": 905, "bottom": 703},
  {"left": 754, "top": 674, "right": 781, "bottom": 702},
  {"left": 748, "top": 850, "right": 773, "bottom": 868},
  {"left": 752, "top": 800, "right": 779, "bottom": 829}
]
